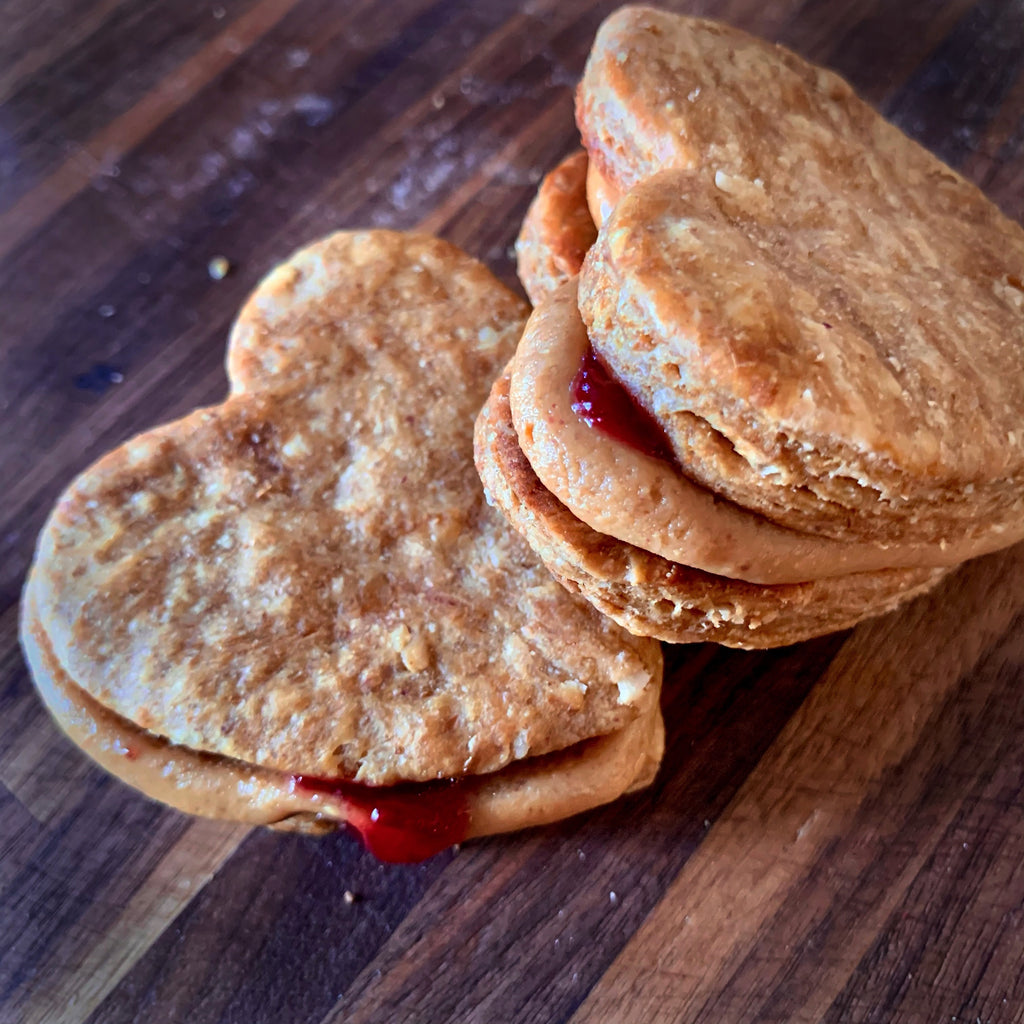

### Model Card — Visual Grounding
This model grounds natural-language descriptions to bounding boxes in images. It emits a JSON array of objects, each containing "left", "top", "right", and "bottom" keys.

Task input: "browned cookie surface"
[
  {"left": 509, "top": 280, "right": 1001, "bottom": 584},
  {"left": 28, "top": 230, "right": 662, "bottom": 787},
  {"left": 576, "top": 7, "right": 872, "bottom": 198},
  {"left": 580, "top": 166, "right": 1024, "bottom": 548},
  {"left": 574, "top": 7, "right": 1024, "bottom": 547},
  {"left": 20, "top": 584, "right": 664, "bottom": 838}
]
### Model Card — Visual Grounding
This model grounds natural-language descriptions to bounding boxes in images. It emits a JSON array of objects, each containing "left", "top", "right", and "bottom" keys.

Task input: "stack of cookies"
[
  {"left": 20, "top": 5, "right": 1024, "bottom": 859},
  {"left": 476, "top": 5, "right": 1024, "bottom": 649}
]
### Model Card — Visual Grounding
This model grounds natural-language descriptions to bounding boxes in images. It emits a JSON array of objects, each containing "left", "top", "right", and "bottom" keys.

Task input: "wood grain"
[
  {"left": 3, "top": 2, "right": 1024, "bottom": 1022},
  {"left": 572, "top": 548, "right": 1024, "bottom": 1024}
]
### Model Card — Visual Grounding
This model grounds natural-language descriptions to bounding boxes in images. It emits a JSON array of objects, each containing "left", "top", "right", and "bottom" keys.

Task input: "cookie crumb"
[
  {"left": 400, "top": 635, "right": 431, "bottom": 672},
  {"left": 208, "top": 255, "right": 231, "bottom": 280}
]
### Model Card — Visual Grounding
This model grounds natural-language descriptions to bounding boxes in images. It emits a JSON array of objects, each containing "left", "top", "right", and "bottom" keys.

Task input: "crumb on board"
[{"left": 208, "top": 255, "right": 232, "bottom": 280}]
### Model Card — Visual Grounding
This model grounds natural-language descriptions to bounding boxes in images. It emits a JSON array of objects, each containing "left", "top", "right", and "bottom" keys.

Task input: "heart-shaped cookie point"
[{"left": 22, "top": 229, "right": 663, "bottom": 847}]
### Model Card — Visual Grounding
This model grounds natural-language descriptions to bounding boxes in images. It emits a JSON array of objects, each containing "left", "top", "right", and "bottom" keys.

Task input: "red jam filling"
[
  {"left": 570, "top": 345, "right": 676, "bottom": 463},
  {"left": 292, "top": 775, "right": 470, "bottom": 863}
]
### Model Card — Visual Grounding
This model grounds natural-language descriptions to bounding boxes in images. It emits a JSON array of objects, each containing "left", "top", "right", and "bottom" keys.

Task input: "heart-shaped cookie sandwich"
[
  {"left": 21, "top": 230, "right": 664, "bottom": 860},
  {"left": 484, "top": 7, "right": 1024, "bottom": 647}
]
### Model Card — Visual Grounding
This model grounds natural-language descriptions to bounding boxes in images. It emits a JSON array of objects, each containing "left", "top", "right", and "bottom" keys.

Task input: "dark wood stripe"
[
  {"left": 779, "top": 0, "right": 981, "bottom": 105},
  {"left": 0, "top": 0, "right": 264, "bottom": 213},
  {"left": 822, "top": 620, "right": 1024, "bottom": 1020},
  {"left": 883, "top": 0, "right": 1024, "bottom": 168},
  {"left": 0, "top": 0, "right": 126, "bottom": 104},
  {"left": 0, "top": 779, "right": 191, "bottom": 1014},
  {"left": 0, "top": 783, "right": 39, "bottom": 898},
  {"left": 0, "top": 0, "right": 407, "bottom": 409},
  {"left": 0, "top": 0, "right": 302, "bottom": 263},
  {"left": 85, "top": 828, "right": 456, "bottom": 1024},
  {"left": 688, "top": 597, "right": 1024, "bottom": 1020}
]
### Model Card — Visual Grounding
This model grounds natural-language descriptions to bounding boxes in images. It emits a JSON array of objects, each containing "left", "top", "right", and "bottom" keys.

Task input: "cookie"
[
  {"left": 515, "top": 150, "right": 597, "bottom": 306},
  {"left": 485, "top": 7, "right": 1024, "bottom": 646},
  {"left": 576, "top": 8, "right": 863, "bottom": 209},
  {"left": 574, "top": 6, "right": 1024, "bottom": 547},
  {"left": 586, "top": 156, "right": 618, "bottom": 227},
  {"left": 511, "top": 281, "right": 1007, "bottom": 584},
  {"left": 580, "top": 167, "right": 1024, "bottom": 550},
  {"left": 22, "top": 229, "right": 663, "bottom": 855},
  {"left": 21, "top": 598, "right": 663, "bottom": 855},
  {"left": 477, "top": 365, "right": 946, "bottom": 648}
]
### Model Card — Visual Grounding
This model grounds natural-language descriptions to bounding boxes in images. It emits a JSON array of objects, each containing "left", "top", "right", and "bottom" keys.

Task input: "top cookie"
[
  {"left": 28, "top": 230, "right": 661, "bottom": 786},
  {"left": 576, "top": 8, "right": 1024, "bottom": 545}
]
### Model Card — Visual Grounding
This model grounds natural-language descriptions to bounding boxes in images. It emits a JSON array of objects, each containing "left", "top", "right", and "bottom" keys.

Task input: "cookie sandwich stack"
[
  {"left": 20, "top": 6, "right": 1024, "bottom": 860},
  {"left": 22, "top": 232, "right": 664, "bottom": 860},
  {"left": 479, "top": 5, "right": 1024, "bottom": 648}
]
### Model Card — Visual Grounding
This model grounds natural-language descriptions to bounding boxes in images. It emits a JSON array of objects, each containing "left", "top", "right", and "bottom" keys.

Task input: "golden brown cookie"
[
  {"left": 484, "top": 8, "right": 1024, "bottom": 646},
  {"left": 585, "top": 158, "right": 619, "bottom": 227},
  {"left": 515, "top": 150, "right": 597, "bottom": 306},
  {"left": 22, "top": 229, "right": 664, "bottom": 856},
  {"left": 510, "top": 281, "right": 1003, "bottom": 585},
  {"left": 574, "top": 6, "right": 1024, "bottom": 549},
  {"left": 580, "top": 167, "right": 1024, "bottom": 550},
  {"left": 21, "top": 594, "right": 663, "bottom": 857},
  {"left": 477, "top": 366, "right": 947, "bottom": 648}
]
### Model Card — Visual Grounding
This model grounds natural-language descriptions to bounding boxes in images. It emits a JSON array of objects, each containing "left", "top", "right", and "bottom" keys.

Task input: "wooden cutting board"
[{"left": 3, "top": 2, "right": 1024, "bottom": 1021}]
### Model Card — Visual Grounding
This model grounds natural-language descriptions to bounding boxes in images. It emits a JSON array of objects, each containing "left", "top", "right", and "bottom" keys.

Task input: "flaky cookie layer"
[
  {"left": 509, "top": 280, "right": 1003, "bottom": 585},
  {"left": 580, "top": 171, "right": 1024, "bottom": 548},
  {"left": 577, "top": 8, "right": 884, "bottom": 203},
  {"left": 28, "top": 230, "right": 662, "bottom": 787},
  {"left": 21, "top": 583, "right": 664, "bottom": 841}
]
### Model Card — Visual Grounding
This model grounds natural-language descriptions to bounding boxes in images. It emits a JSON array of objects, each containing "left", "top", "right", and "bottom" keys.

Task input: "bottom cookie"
[
  {"left": 21, "top": 587, "right": 664, "bottom": 861},
  {"left": 475, "top": 369, "right": 947, "bottom": 649}
]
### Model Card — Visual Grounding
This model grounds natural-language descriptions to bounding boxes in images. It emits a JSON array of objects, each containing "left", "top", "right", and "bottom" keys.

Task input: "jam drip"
[
  {"left": 570, "top": 345, "right": 676, "bottom": 464},
  {"left": 292, "top": 775, "right": 469, "bottom": 863}
]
